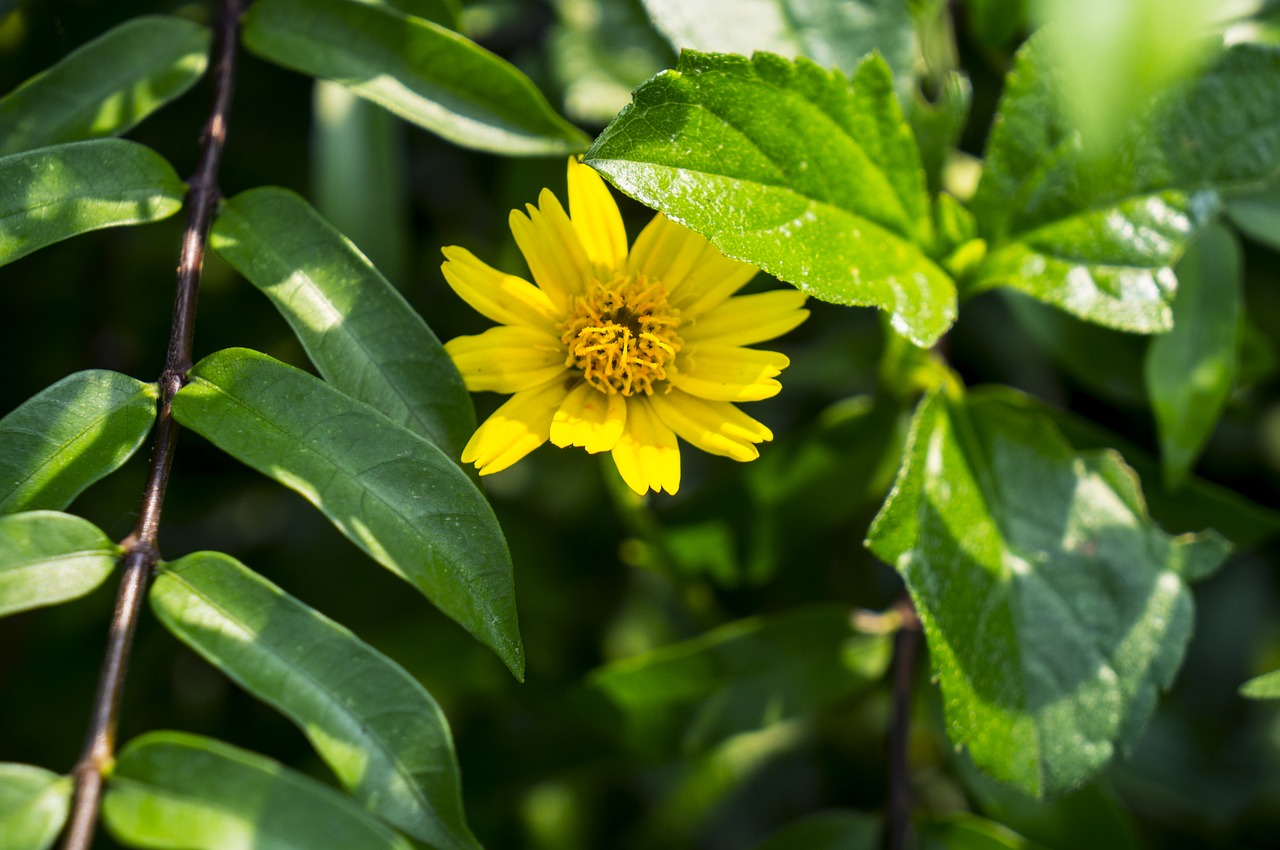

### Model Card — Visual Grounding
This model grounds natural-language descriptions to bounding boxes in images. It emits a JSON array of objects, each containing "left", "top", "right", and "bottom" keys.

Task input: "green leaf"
[
  {"left": 920, "top": 814, "right": 1043, "bottom": 850},
  {"left": 0, "top": 764, "right": 72, "bottom": 850},
  {"left": 586, "top": 51, "right": 956, "bottom": 347},
  {"left": 102, "top": 732, "right": 414, "bottom": 850},
  {"left": 210, "top": 188, "right": 474, "bottom": 457},
  {"left": 1240, "top": 669, "right": 1280, "bottom": 699},
  {"left": 753, "top": 811, "right": 879, "bottom": 850},
  {"left": 589, "top": 605, "right": 890, "bottom": 753},
  {"left": 971, "top": 40, "right": 1280, "bottom": 332},
  {"left": 0, "top": 370, "right": 157, "bottom": 513},
  {"left": 170, "top": 348, "right": 522, "bottom": 678},
  {"left": 965, "top": 0, "right": 1028, "bottom": 52},
  {"left": 1226, "top": 184, "right": 1280, "bottom": 251},
  {"left": 151, "top": 551, "right": 480, "bottom": 850},
  {"left": 639, "top": 0, "right": 916, "bottom": 80},
  {"left": 866, "top": 389, "right": 1231, "bottom": 796},
  {"left": 242, "top": 0, "right": 589, "bottom": 155},
  {"left": 909, "top": 71, "right": 972, "bottom": 196},
  {"left": 0, "top": 511, "right": 118, "bottom": 618},
  {"left": 1145, "top": 223, "right": 1242, "bottom": 487},
  {"left": 0, "top": 139, "right": 185, "bottom": 268},
  {"left": 0, "top": 16, "right": 210, "bottom": 156}
]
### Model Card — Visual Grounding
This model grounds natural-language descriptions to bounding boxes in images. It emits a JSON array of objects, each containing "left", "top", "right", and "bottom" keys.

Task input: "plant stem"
[
  {"left": 886, "top": 593, "right": 921, "bottom": 850},
  {"left": 59, "top": 2, "right": 243, "bottom": 847}
]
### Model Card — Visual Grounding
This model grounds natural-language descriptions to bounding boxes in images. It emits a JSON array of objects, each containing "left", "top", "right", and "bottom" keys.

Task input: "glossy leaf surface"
[
  {"left": 211, "top": 188, "right": 473, "bottom": 457},
  {"left": 0, "top": 370, "right": 157, "bottom": 513},
  {"left": 971, "top": 40, "right": 1280, "bottom": 332},
  {"left": 0, "top": 139, "right": 184, "bottom": 268},
  {"left": 867, "top": 389, "right": 1231, "bottom": 796},
  {"left": 0, "top": 764, "right": 71, "bottom": 850},
  {"left": 587, "top": 51, "right": 956, "bottom": 347},
  {"left": 170, "top": 348, "right": 522, "bottom": 677},
  {"left": 103, "top": 732, "right": 414, "bottom": 850},
  {"left": 152, "top": 551, "right": 480, "bottom": 850},
  {"left": 0, "top": 16, "right": 210, "bottom": 156},
  {"left": 0, "top": 511, "right": 117, "bottom": 618},
  {"left": 242, "top": 0, "right": 589, "bottom": 155}
]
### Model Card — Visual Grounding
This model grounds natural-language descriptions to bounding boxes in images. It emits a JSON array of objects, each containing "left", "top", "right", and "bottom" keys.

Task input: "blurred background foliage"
[{"left": 2, "top": 0, "right": 1280, "bottom": 848}]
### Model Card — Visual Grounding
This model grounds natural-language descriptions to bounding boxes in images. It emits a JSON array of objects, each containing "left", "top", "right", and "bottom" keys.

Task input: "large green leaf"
[
  {"left": 639, "top": 0, "right": 916, "bottom": 80},
  {"left": 866, "top": 389, "right": 1231, "bottom": 796},
  {"left": 170, "top": 348, "right": 522, "bottom": 677},
  {"left": 242, "top": 0, "right": 589, "bottom": 155},
  {"left": 586, "top": 51, "right": 956, "bottom": 347},
  {"left": 0, "top": 370, "right": 157, "bottom": 513},
  {"left": 589, "top": 605, "right": 890, "bottom": 753},
  {"left": 0, "top": 764, "right": 71, "bottom": 850},
  {"left": 152, "top": 551, "right": 479, "bottom": 850},
  {"left": 0, "top": 16, "right": 210, "bottom": 156},
  {"left": 102, "top": 732, "right": 414, "bottom": 850},
  {"left": 210, "top": 188, "right": 473, "bottom": 458},
  {"left": 970, "top": 40, "right": 1280, "bottom": 332},
  {"left": 0, "top": 511, "right": 118, "bottom": 618},
  {"left": 0, "top": 139, "right": 184, "bottom": 268}
]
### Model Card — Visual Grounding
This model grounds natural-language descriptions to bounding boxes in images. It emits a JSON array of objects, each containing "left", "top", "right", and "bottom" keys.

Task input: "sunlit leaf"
[
  {"left": 1240, "top": 669, "right": 1280, "bottom": 699},
  {"left": 0, "top": 370, "right": 157, "bottom": 513},
  {"left": 170, "top": 348, "right": 522, "bottom": 678},
  {"left": 587, "top": 51, "right": 956, "bottom": 347},
  {"left": 0, "top": 763, "right": 71, "bottom": 850},
  {"left": 0, "top": 140, "right": 184, "bottom": 268},
  {"left": 102, "top": 732, "right": 414, "bottom": 850},
  {"left": 242, "top": 0, "right": 589, "bottom": 155},
  {"left": 0, "top": 16, "right": 210, "bottom": 156},
  {"left": 152, "top": 551, "right": 480, "bottom": 850},
  {"left": 867, "top": 389, "right": 1231, "bottom": 796},
  {"left": 0, "top": 511, "right": 117, "bottom": 618},
  {"left": 211, "top": 188, "right": 474, "bottom": 458}
]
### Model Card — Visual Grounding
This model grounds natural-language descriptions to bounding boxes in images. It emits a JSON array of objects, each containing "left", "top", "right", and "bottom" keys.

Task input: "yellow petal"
[
  {"left": 445, "top": 326, "right": 568, "bottom": 393},
  {"left": 672, "top": 344, "right": 789, "bottom": 401},
  {"left": 567, "top": 158, "right": 627, "bottom": 277},
  {"left": 550, "top": 380, "right": 627, "bottom": 453},
  {"left": 628, "top": 214, "right": 757, "bottom": 318},
  {"left": 461, "top": 378, "right": 572, "bottom": 475},
  {"left": 649, "top": 390, "right": 771, "bottom": 462},
  {"left": 610, "top": 395, "right": 680, "bottom": 495},
  {"left": 683, "top": 290, "right": 809, "bottom": 346},
  {"left": 509, "top": 188, "right": 591, "bottom": 311},
  {"left": 441, "top": 246, "right": 559, "bottom": 331}
]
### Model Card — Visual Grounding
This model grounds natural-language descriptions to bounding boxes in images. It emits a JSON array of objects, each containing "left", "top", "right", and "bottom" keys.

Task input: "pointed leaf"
[
  {"left": 0, "top": 764, "right": 71, "bottom": 850},
  {"left": 1240, "top": 669, "right": 1280, "bottom": 699},
  {"left": 867, "top": 389, "right": 1231, "bottom": 796},
  {"left": 587, "top": 51, "right": 955, "bottom": 347},
  {"left": 170, "top": 348, "right": 522, "bottom": 678},
  {"left": 152, "top": 551, "right": 480, "bottom": 850},
  {"left": 210, "top": 188, "right": 473, "bottom": 458},
  {"left": 0, "top": 370, "right": 157, "bottom": 513},
  {"left": 0, "top": 16, "right": 210, "bottom": 156},
  {"left": 0, "top": 511, "right": 118, "bottom": 618},
  {"left": 0, "top": 139, "right": 184, "bottom": 268},
  {"left": 242, "top": 0, "right": 589, "bottom": 155},
  {"left": 102, "top": 732, "right": 414, "bottom": 850}
]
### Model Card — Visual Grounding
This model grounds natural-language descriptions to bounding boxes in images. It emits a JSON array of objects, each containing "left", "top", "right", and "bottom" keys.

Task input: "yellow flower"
[{"left": 442, "top": 158, "right": 808, "bottom": 495}]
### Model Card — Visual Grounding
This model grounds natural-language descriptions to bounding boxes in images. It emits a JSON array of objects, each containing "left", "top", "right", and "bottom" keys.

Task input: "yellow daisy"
[{"left": 442, "top": 158, "right": 808, "bottom": 495}]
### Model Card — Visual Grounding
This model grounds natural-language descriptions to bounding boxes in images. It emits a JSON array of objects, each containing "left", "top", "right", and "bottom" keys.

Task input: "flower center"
[{"left": 558, "top": 273, "right": 682, "bottom": 396}]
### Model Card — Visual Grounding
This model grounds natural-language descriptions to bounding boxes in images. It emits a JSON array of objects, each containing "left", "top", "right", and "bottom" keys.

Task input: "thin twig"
[
  {"left": 886, "top": 593, "right": 921, "bottom": 850},
  {"left": 59, "top": 2, "right": 244, "bottom": 847}
]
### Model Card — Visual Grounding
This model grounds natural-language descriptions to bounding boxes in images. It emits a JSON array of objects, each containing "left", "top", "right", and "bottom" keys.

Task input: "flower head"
[{"left": 442, "top": 158, "right": 808, "bottom": 495}]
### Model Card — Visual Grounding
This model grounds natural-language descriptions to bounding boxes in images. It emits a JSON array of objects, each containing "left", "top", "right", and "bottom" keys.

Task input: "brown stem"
[
  {"left": 885, "top": 593, "right": 921, "bottom": 850},
  {"left": 58, "top": 2, "right": 244, "bottom": 847}
]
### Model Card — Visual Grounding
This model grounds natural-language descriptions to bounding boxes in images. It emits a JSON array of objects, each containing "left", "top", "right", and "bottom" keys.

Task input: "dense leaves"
[
  {"left": 0, "top": 763, "right": 71, "bottom": 850},
  {"left": 0, "top": 511, "right": 117, "bottom": 618}
]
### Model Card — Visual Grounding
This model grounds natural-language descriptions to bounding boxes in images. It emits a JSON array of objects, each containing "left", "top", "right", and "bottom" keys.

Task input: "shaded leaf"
[
  {"left": 152, "top": 551, "right": 480, "bottom": 850},
  {"left": 587, "top": 51, "right": 956, "bottom": 347},
  {"left": 867, "top": 389, "right": 1231, "bottom": 796},
  {"left": 1226, "top": 183, "right": 1280, "bottom": 251},
  {"left": 0, "top": 763, "right": 71, "bottom": 850},
  {"left": 0, "top": 370, "right": 157, "bottom": 513},
  {"left": 920, "top": 814, "right": 1043, "bottom": 850},
  {"left": 0, "top": 139, "right": 184, "bottom": 268},
  {"left": 0, "top": 15, "right": 210, "bottom": 156},
  {"left": 170, "top": 348, "right": 522, "bottom": 678},
  {"left": 242, "top": 0, "right": 589, "bottom": 155},
  {"left": 0, "top": 511, "right": 118, "bottom": 618},
  {"left": 102, "top": 732, "right": 414, "bottom": 850},
  {"left": 211, "top": 187, "right": 474, "bottom": 457},
  {"left": 753, "top": 811, "right": 879, "bottom": 850}
]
